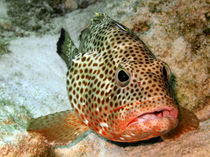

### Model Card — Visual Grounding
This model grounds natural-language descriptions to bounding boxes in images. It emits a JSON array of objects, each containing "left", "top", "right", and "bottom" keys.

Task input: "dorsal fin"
[
  {"left": 78, "top": 13, "right": 155, "bottom": 58},
  {"left": 57, "top": 28, "right": 79, "bottom": 68},
  {"left": 78, "top": 13, "right": 114, "bottom": 53}
]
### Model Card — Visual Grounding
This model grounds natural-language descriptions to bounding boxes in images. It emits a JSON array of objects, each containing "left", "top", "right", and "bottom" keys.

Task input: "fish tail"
[
  {"left": 57, "top": 28, "right": 79, "bottom": 68},
  {"left": 27, "top": 110, "right": 89, "bottom": 145}
]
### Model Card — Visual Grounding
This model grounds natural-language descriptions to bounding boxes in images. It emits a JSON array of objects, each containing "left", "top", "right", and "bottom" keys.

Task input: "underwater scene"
[{"left": 0, "top": 0, "right": 209, "bottom": 156}]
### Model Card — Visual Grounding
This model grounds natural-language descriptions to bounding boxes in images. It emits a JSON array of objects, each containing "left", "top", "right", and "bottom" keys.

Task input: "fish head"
[{"left": 106, "top": 58, "right": 178, "bottom": 142}]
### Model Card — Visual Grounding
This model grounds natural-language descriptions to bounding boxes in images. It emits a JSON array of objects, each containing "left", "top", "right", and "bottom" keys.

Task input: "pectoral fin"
[
  {"left": 27, "top": 110, "right": 89, "bottom": 145},
  {"left": 162, "top": 106, "right": 199, "bottom": 140}
]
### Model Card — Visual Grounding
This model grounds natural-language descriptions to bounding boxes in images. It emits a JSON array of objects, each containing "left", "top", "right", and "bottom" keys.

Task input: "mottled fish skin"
[
  {"left": 66, "top": 13, "right": 178, "bottom": 142},
  {"left": 28, "top": 13, "right": 199, "bottom": 145}
]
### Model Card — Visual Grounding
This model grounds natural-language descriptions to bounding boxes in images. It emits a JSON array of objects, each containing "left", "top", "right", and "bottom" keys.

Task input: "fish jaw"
[
  {"left": 107, "top": 96, "right": 178, "bottom": 142},
  {"left": 127, "top": 108, "right": 178, "bottom": 127},
  {"left": 123, "top": 107, "right": 178, "bottom": 141}
]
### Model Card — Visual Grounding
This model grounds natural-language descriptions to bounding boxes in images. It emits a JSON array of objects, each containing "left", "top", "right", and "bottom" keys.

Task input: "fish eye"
[{"left": 116, "top": 69, "right": 130, "bottom": 87}]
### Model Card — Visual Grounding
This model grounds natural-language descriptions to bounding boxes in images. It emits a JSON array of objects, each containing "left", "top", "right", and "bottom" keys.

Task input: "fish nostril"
[{"left": 138, "top": 82, "right": 141, "bottom": 88}]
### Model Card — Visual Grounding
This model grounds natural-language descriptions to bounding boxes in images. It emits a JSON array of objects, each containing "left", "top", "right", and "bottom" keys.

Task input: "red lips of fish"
[
  {"left": 106, "top": 97, "right": 178, "bottom": 142},
  {"left": 127, "top": 106, "right": 178, "bottom": 128}
]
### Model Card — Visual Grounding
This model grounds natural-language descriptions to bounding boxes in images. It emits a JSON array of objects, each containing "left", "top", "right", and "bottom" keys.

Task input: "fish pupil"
[{"left": 118, "top": 70, "right": 129, "bottom": 82}]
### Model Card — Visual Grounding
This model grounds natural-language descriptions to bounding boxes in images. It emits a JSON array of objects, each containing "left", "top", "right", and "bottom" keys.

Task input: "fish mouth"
[{"left": 127, "top": 107, "right": 178, "bottom": 128}]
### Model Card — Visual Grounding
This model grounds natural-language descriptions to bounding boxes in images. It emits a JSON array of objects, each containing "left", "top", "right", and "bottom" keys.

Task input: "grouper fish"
[{"left": 27, "top": 13, "right": 199, "bottom": 145}]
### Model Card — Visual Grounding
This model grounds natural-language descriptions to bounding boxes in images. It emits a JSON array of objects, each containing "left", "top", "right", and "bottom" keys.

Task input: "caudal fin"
[
  {"left": 27, "top": 110, "right": 89, "bottom": 145},
  {"left": 57, "top": 28, "right": 79, "bottom": 68},
  {"left": 162, "top": 106, "right": 199, "bottom": 140}
]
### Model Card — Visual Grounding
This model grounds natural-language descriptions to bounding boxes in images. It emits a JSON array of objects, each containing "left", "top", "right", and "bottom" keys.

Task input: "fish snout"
[{"left": 107, "top": 96, "right": 178, "bottom": 142}]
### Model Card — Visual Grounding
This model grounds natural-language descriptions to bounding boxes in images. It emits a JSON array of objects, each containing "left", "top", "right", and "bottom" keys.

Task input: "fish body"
[{"left": 27, "top": 13, "right": 199, "bottom": 145}]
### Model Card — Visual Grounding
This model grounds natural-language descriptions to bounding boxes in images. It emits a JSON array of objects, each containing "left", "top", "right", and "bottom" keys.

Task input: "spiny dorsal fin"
[
  {"left": 27, "top": 110, "right": 89, "bottom": 146},
  {"left": 79, "top": 13, "right": 111, "bottom": 40},
  {"left": 57, "top": 28, "right": 79, "bottom": 68},
  {"left": 78, "top": 13, "right": 113, "bottom": 53},
  {"left": 162, "top": 106, "right": 199, "bottom": 140}
]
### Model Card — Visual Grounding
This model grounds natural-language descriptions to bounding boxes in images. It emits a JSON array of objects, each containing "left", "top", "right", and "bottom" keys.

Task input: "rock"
[
  {"left": 65, "top": 0, "right": 78, "bottom": 11},
  {"left": 47, "top": 0, "right": 101, "bottom": 12},
  {"left": 0, "top": 133, "right": 55, "bottom": 157}
]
